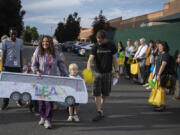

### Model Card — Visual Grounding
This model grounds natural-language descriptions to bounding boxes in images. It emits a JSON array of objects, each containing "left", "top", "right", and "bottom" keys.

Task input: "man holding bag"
[
  {"left": 87, "top": 30, "right": 119, "bottom": 122},
  {"left": 133, "top": 38, "right": 148, "bottom": 84}
]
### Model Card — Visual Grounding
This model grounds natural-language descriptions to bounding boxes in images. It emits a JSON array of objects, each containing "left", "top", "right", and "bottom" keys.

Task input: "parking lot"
[{"left": 0, "top": 46, "right": 180, "bottom": 135}]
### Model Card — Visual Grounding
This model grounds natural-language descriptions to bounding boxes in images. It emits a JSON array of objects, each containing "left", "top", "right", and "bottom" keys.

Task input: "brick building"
[
  {"left": 108, "top": 0, "right": 180, "bottom": 30},
  {"left": 79, "top": 0, "right": 180, "bottom": 40},
  {"left": 78, "top": 28, "right": 93, "bottom": 41}
]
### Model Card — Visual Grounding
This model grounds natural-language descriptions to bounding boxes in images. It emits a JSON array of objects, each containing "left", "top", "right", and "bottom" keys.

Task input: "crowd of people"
[
  {"left": 0, "top": 28, "right": 180, "bottom": 129},
  {"left": 117, "top": 37, "right": 180, "bottom": 111}
]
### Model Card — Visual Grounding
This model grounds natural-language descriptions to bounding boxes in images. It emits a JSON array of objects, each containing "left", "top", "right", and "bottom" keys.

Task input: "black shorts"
[
  {"left": 93, "top": 72, "right": 112, "bottom": 96},
  {"left": 69, "top": 103, "right": 79, "bottom": 107}
]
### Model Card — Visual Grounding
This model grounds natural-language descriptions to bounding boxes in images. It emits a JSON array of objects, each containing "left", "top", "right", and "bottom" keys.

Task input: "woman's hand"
[{"left": 157, "top": 74, "right": 160, "bottom": 81}]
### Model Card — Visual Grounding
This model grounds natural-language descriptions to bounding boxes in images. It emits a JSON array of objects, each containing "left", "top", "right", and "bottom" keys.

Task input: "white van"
[{"left": 0, "top": 72, "right": 88, "bottom": 105}]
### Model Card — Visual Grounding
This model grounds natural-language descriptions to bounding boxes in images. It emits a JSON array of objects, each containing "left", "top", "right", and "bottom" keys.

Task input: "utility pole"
[{"left": 50, "top": 26, "right": 53, "bottom": 36}]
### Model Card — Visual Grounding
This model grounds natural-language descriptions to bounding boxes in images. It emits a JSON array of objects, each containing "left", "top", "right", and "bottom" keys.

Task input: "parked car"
[
  {"left": 62, "top": 41, "right": 74, "bottom": 52},
  {"left": 0, "top": 72, "right": 88, "bottom": 105},
  {"left": 73, "top": 42, "right": 89, "bottom": 53},
  {"left": 78, "top": 43, "right": 94, "bottom": 56},
  {"left": 33, "top": 40, "right": 38, "bottom": 46}
]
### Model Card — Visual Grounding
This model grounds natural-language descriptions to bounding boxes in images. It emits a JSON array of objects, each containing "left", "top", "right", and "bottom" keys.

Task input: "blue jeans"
[{"left": 178, "top": 65, "right": 180, "bottom": 96}]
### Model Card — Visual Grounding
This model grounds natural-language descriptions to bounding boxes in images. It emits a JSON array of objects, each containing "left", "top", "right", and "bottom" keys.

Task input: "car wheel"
[
  {"left": 10, "top": 92, "right": 21, "bottom": 101},
  {"left": 21, "top": 92, "right": 32, "bottom": 103},
  {"left": 65, "top": 96, "right": 75, "bottom": 106}
]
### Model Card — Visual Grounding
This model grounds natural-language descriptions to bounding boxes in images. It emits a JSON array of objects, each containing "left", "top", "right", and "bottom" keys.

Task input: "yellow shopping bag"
[
  {"left": 82, "top": 69, "right": 94, "bottom": 84},
  {"left": 152, "top": 87, "right": 165, "bottom": 106},
  {"left": 148, "top": 88, "right": 157, "bottom": 104},
  {"left": 148, "top": 73, "right": 153, "bottom": 82},
  {"left": 130, "top": 60, "right": 140, "bottom": 75},
  {"left": 155, "top": 80, "right": 160, "bottom": 89},
  {"left": 118, "top": 57, "right": 125, "bottom": 65}
]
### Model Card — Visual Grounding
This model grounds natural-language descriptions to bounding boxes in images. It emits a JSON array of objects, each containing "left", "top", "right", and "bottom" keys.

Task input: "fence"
[{"left": 108, "top": 22, "right": 180, "bottom": 55}]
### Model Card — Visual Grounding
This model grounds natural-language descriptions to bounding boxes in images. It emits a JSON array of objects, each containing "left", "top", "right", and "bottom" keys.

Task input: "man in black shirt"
[{"left": 87, "top": 30, "right": 119, "bottom": 121}]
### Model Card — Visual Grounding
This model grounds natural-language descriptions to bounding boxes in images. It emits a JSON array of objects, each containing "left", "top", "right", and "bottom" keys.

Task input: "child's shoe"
[
  {"left": 73, "top": 115, "right": 80, "bottom": 122},
  {"left": 67, "top": 116, "right": 73, "bottom": 122}
]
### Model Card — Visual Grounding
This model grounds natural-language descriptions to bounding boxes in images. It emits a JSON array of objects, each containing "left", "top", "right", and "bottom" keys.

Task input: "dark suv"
[{"left": 62, "top": 41, "right": 74, "bottom": 52}]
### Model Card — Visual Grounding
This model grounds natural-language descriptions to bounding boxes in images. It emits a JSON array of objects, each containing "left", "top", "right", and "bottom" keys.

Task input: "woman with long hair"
[{"left": 32, "top": 35, "right": 68, "bottom": 129}]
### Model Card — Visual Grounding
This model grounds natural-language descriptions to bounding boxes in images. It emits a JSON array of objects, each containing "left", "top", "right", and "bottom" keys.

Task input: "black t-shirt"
[
  {"left": 91, "top": 41, "right": 117, "bottom": 73},
  {"left": 155, "top": 52, "right": 169, "bottom": 75}
]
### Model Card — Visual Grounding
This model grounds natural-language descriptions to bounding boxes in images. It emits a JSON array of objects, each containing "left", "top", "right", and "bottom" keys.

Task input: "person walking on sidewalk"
[{"left": 87, "top": 30, "right": 119, "bottom": 122}]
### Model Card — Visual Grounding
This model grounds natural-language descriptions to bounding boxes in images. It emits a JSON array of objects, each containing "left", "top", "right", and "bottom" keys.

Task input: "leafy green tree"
[
  {"left": 21, "top": 26, "right": 39, "bottom": 42},
  {"left": 0, "top": 0, "right": 25, "bottom": 38},
  {"left": 90, "top": 10, "right": 115, "bottom": 42},
  {"left": 31, "top": 27, "right": 39, "bottom": 41},
  {"left": 54, "top": 12, "right": 81, "bottom": 42}
]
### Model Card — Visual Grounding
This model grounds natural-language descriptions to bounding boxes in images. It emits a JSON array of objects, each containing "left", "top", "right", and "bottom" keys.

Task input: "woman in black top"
[
  {"left": 154, "top": 41, "right": 170, "bottom": 111},
  {"left": 117, "top": 41, "right": 124, "bottom": 53}
]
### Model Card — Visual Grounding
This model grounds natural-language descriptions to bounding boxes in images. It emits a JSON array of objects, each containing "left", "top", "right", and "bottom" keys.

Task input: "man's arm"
[
  {"left": 20, "top": 51, "right": 24, "bottom": 69},
  {"left": 87, "top": 55, "right": 94, "bottom": 70},
  {"left": 1, "top": 50, "right": 6, "bottom": 71}
]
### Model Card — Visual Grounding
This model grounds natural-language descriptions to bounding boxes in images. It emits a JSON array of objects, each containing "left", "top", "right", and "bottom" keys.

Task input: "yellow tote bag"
[
  {"left": 153, "top": 87, "right": 165, "bottom": 106},
  {"left": 148, "top": 73, "right": 153, "bottom": 82},
  {"left": 130, "top": 60, "right": 140, "bottom": 75},
  {"left": 82, "top": 69, "right": 94, "bottom": 84},
  {"left": 118, "top": 57, "right": 125, "bottom": 65},
  {"left": 148, "top": 88, "right": 157, "bottom": 104}
]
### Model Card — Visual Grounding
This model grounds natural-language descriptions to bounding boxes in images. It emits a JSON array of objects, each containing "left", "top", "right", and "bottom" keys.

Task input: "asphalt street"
[{"left": 0, "top": 46, "right": 180, "bottom": 135}]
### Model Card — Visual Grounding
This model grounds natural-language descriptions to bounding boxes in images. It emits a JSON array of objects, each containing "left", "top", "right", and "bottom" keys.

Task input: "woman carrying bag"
[{"left": 152, "top": 41, "right": 170, "bottom": 111}]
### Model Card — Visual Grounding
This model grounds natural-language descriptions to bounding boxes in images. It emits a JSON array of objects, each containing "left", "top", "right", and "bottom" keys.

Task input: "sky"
[{"left": 21, "top": 0, "right": 169, "bottom": 35}]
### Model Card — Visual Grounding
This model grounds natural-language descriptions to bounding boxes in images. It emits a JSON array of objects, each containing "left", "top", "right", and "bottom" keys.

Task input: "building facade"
[{"left": 108, "top": 0, "right": 180, "bottom": 30}]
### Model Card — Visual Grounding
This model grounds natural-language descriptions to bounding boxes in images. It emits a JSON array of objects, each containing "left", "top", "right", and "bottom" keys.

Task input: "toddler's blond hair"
[{"left": 69, "top": 63, "right": 78, "bottom": 71}]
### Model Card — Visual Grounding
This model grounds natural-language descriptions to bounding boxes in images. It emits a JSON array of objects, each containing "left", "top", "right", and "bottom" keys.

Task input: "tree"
[
  {"left": 21, "top": 26, "right": 39, "bottom": 42},
  {"left": 54, "top": 12, "right": 81, "bottom": 42},
  {"left": 31, "top": 27, "right": 39, "bottom": 41},
  {"left": 0, "top": 0, "right": 25, "bottom": 38},
  {"left": 54, "top": 22, "right": 65, "bottom": 43},
  {"left": 90, "top": 10, "right": 115, "bottom": 42}
]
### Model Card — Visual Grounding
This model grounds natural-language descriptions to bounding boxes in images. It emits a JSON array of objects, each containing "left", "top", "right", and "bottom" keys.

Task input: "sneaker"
[
  {"left": 73, "top": 115, "right": 80, "bottom": 122},
  {"left": 16, "top": 101, "right": 22, "bottom": 107},
  {"left": 67, "top": 116, "right": 73, "bottom": 122},
  {"left": 146, "top": 86, "right": 151, "bottom": 90},
  {"left": 92, "top": 111, "right": 104, "bottom": 122},
  {"left": 44, "top": 120, "right": 52, "bottom": 129},
  {"left": 39, "top": 117, "right": 45, "bottom": 125},
  {"left": 143, "top": 83, "right": 149, "bottom": 87}
]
